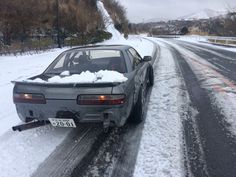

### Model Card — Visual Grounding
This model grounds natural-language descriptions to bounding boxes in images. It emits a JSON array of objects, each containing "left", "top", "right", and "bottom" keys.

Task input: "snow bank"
[
  {"left": 27, "top": 70, "right": 128, "bottom": 84},
  {"left": 97, "top": 1, "right": 125, "bottom": 42},
  {"left": 133, "top": 41, "right": 184, "bottom": 177},
  {"left": 97, "top": 1, "right": 154, "bottom": 57}
]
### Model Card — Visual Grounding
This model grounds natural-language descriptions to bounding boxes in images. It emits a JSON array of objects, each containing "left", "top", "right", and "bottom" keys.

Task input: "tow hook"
[{"left": 103, "top": 113, "right": 110, "bottom": 133}]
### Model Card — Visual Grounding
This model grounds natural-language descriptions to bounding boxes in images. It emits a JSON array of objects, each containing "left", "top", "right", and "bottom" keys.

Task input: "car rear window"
[{"left": 44, "top": 49, "right": 127, "bottom": 74}]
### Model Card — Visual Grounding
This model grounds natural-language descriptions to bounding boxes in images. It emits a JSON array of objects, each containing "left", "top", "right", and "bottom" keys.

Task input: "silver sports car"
[{"left": 12, "top": 45, "right": 154, "bottom": 131}]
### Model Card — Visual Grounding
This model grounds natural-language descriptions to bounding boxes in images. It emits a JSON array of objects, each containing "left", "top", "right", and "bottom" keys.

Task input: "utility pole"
[{"left": 56, "top": 0, "right": 61, "bottom": 48}]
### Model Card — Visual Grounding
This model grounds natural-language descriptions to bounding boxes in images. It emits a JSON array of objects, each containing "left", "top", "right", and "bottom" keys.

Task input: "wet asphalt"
[{"left": 165, "top": 40, "right": 236, "bottom": 177}]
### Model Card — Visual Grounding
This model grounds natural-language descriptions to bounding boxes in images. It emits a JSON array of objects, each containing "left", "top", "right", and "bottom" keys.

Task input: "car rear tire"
[
  {"left": 129, "top": 86, "right": 144, "bottom": 124},
  {"left": 148, "top": 66, "right": 154, "bottom": 87}
]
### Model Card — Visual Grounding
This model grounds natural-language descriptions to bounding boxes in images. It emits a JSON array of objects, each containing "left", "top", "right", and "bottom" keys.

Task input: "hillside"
[
  {"left": 0, "top": 0, "right": 128, "bottom": 54},
  {"left": 131, "top": 11, "right": 236, "bottom": 36}
]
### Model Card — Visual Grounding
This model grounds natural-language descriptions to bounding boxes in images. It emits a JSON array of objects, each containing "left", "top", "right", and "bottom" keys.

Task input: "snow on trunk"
[{"left": 26, "top": 70, "right": 128, "bottom": 84}]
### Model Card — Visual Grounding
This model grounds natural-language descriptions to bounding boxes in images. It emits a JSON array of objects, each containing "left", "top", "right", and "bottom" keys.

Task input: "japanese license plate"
[{"left": 48, "top": 118, "right": 76, "bottom": 128}]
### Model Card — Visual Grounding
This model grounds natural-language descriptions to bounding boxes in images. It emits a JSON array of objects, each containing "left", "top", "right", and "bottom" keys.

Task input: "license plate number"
[{"left": 48, "top": 118, "right": 76, "bottom": 128}]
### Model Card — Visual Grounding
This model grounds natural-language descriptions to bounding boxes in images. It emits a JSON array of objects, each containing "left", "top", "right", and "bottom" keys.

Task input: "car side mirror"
[{"left": 142, "top": 56, "right": 152, "bottom": 62}]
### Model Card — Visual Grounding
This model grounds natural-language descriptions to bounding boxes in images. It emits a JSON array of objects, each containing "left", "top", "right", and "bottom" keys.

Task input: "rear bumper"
[{"left": 15, "top": 99, "right": 132, "bottom": 127}]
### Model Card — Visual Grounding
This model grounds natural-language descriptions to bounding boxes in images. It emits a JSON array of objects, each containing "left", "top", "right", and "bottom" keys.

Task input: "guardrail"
[
  {"left": 206, "top": 36, "right": 236, "bottom": 46},
  {"left": 153, "top": 35, "right": 236, "bottom": 47}
]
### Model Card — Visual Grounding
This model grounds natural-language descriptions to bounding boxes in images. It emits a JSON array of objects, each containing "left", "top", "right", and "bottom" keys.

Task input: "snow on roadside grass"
[
  {"left": 133, "top": 41, "right": 184, "bottom": 177},
  {"left": 0, "top": 48, "right": 67, "bottom": 136}
]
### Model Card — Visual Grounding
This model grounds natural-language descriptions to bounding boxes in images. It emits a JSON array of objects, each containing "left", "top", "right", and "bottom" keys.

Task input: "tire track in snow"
[
  {"left": 71, "top": 43, "right": 159, "bottom": 177},
  {"left": 32, "top": 124, "right": 102, "bottom": 177}
]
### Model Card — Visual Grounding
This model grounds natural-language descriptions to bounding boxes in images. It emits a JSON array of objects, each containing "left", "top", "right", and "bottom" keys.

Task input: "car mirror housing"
[{"left": 142, "top": 56, "right": 152, "bottom": 62}]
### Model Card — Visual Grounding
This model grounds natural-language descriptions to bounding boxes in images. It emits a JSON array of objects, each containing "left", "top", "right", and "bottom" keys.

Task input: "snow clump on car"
[{"left": 26, "top": 70, "right": 128, "bottom": 84}]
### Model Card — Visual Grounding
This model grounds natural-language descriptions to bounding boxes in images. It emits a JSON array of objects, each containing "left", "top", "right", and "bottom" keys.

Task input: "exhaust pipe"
[{"left": 12, "top": 121, "right": 50, "bottom": 132}]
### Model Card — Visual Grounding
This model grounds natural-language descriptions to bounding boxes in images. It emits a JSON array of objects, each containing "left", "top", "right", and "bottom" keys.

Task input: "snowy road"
[
  {"left": 1, "top": 0, "right": 236, "bottom": 175},
  {"left": 1, "top": 38, "right": 236, "bottom": 177},
  {"left": 156, "top": 38, "right": 236, "bottom": 177}
]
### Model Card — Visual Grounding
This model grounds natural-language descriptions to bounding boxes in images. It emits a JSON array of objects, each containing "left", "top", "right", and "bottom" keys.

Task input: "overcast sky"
[{"left": 119, "top": 0, "right": 236, "bottom": 23}]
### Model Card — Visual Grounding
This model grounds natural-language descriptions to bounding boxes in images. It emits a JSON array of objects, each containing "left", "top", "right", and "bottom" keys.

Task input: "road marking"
[{"left": 184, "top": 55, "right": 236, "bottom": 93}]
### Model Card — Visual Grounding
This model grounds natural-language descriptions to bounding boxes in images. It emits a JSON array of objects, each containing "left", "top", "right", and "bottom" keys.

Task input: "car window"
[
  {"left": 127, "top": 50, "right": 135, "bottom": 70},
  {"left": 53, "top": 54, "right": 66, "bottom": 69},
  {"left": 44, "top": 49, "right": 127, "bottom": 74},
  {"left": 128, "top": 48, "right": 142, "bottom": 69},
  {"left": 89, "top": 50, "right": 121, "bottom": 59}
]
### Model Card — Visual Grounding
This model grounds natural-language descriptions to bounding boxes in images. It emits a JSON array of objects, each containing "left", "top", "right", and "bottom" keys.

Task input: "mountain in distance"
[
  {"left": 177, "top": 8, "right": 228, "bottom": 21},
  {"left": 143, "top": 7, "right": 236, "bottom": 23},
  {"left": 144, "top": 17, "right": 169, "bottom": 23}
]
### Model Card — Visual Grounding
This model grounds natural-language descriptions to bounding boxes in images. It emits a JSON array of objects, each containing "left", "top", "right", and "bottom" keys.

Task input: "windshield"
[{"left": 44, "top": 49, "right": 127, "bottom": 74}]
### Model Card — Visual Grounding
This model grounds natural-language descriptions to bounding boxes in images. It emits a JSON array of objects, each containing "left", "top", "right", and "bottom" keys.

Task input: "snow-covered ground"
[
  {"left": 0, "top": 48, "right": 67, "bottom": 136},
  {"left": 133, "top": 41, "right": 185, "bottom": 177},
  {"left": 0, "top": 1, "right": 155, "bottom": 177}
]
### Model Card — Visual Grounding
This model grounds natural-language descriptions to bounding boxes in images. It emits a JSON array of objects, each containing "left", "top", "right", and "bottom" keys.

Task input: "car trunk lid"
[{"left": 13, "top": 81, "right": 118, "bottom": 100}]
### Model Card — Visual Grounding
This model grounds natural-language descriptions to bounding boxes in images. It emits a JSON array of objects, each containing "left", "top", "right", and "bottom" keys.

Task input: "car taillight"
[
  {"left": 13, "top": 93, "right": 46, "bottom": 104},
  {"left": 77, "top": 95, "right": 125, "bottom": 105}
]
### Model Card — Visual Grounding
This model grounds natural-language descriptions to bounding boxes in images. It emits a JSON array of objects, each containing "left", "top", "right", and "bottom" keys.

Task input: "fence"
[
  {"left": 207, "top": 36, "right": 236, "bottom": 46},
  {"left": 153, "top": 35, "right": 236, "bottom": 47}
]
